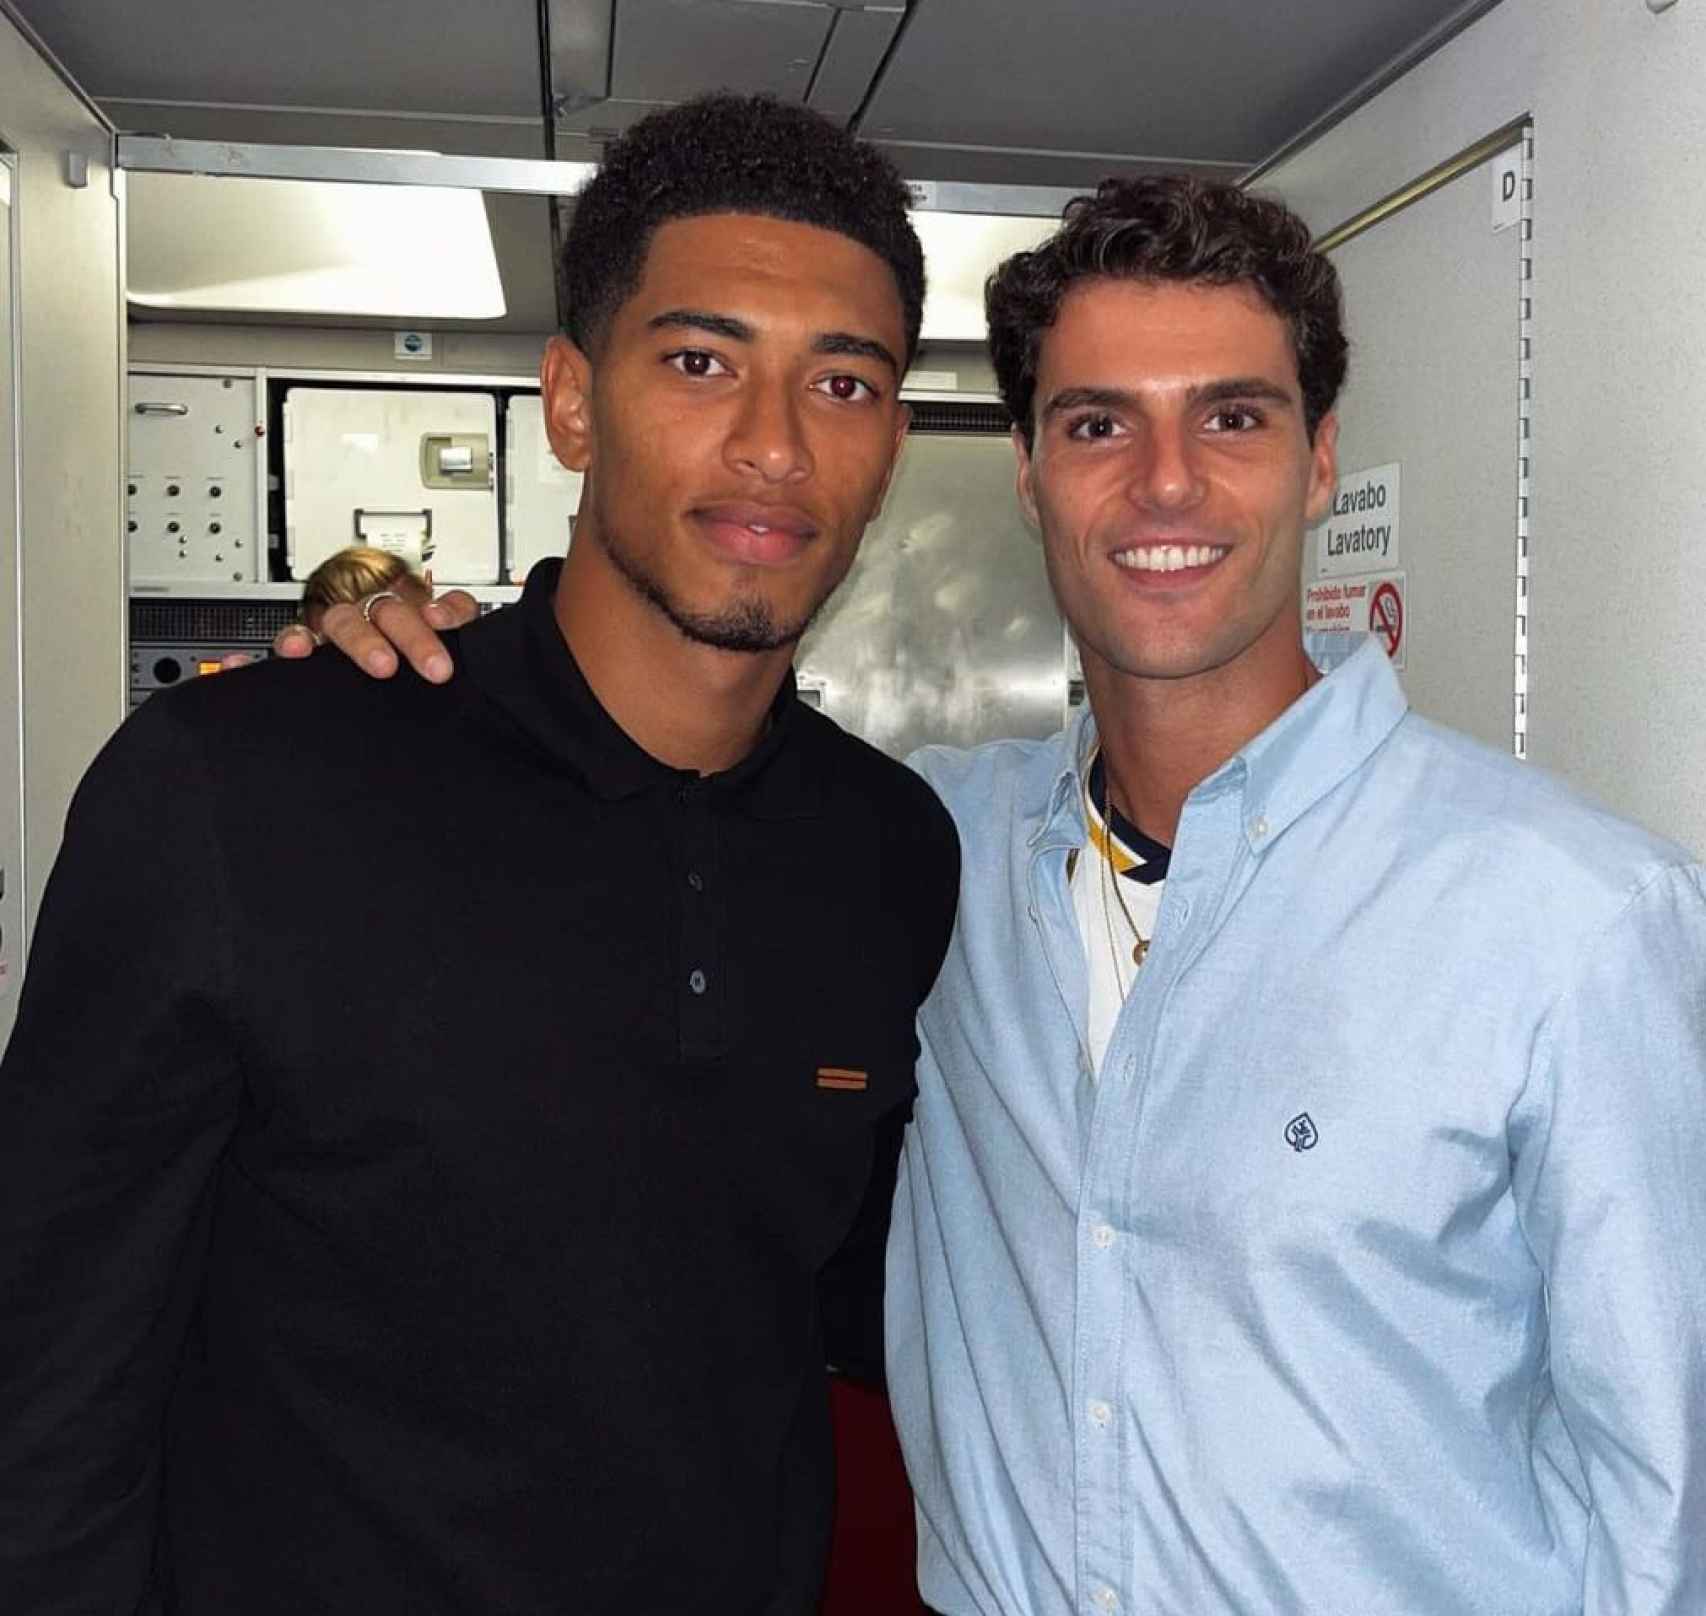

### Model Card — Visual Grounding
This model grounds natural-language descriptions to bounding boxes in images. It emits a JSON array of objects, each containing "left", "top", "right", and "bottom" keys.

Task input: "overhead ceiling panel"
[
  {"left": 859, "top": 0, "right": 1492, "bottom": 169},
  {"left": 610, "top": 0, "right": 833, "bottom": 103},
  {"left": 806, "top": 7, "right": 904, "bottom": 122},
  {"left": 7, "top": 0, "right": 544, "bottom": 118},
  {"left": 546, "top": 0, "right": 614, "bottom": 117}
]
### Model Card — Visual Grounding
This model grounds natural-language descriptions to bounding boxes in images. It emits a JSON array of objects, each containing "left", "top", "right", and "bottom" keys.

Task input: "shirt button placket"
[{"left": 675, "top": 778, "right": 719, "bottom": 1057}]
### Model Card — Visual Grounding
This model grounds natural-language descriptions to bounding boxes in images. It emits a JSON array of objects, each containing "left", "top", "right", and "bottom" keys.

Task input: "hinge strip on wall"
[{"left": 1513, "top": 123, "right": 1534, "bottom": 760}]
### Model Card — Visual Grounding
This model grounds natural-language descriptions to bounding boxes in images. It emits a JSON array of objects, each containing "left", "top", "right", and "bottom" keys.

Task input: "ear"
[
  {"left": 1303, "top": 412, "right": 1339, "bottom": 524},
  {"left": 1013, "top": 426, "right": 1042, "bottom": 530},
  {"left": 541, "top": 335, "right": 595, "bottom": 473}
]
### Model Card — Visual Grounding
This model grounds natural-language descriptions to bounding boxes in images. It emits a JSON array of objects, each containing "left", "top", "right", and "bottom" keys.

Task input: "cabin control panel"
[
  {"left": 127, "top": 373, "right": 264, "bottom": 585},
  {"left": 127, "top": 597, "right": 297, "bottom": 708}
]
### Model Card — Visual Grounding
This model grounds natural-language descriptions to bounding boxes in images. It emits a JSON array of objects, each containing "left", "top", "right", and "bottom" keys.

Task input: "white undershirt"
[{"left": 1070, "top": 799, "right": 1166, "bottom": 1078}]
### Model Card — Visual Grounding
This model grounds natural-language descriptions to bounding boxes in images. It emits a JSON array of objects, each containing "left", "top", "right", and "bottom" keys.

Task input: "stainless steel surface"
[{"left": 798, "top": 431, "right": 1064, "bottom": 760}]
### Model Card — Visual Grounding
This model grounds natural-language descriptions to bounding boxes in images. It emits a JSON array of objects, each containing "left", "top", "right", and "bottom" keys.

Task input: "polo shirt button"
[
  {"left": 1091, "top": 1223, "right": 1115, "bottom": 1250},
  {"left": 1093, "top": 1587, "right": 1119, "bottom": 1613},
  {"left": 1250, "top": 814, "right": 1269, "bottom": 839},
  {"left": 688, "top": 969, "right": 707, "bottom": 994},
  {"left": 1087, "top": 1398, "right": 1112, "bottom": 1429},
  {"left": 686, "top": 870, "right": 704, "bottom": 891}
]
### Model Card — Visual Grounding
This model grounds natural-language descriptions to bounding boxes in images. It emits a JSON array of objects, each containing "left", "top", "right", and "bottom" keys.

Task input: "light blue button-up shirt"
[{"left": 891, "top": 641, "right": 1706, "bottom": 1616}]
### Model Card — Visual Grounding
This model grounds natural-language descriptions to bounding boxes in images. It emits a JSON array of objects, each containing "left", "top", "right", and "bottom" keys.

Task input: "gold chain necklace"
[{"left": 1096, "top": 752, "right": 1150, "bottom": 972}]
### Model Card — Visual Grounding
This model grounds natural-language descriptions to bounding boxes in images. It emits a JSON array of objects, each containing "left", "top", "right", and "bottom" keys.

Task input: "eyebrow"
[
  {"left": 646, "top": 309, "right": 900, "bottom": 378},
  {"left": 1041, "top": 376, "right": 1297, "bottom": 419},
  {"left": 648, "top": 309, "right": 753, "bottom": 342},
  {"left": 813, "top": 331, "right": 901, "bottom": 377}
]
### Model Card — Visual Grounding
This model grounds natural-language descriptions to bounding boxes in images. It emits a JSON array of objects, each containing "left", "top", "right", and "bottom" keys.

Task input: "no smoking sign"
[
  {"left": 1369, "top": 579, "right": 1403, "bottom": 658},
  {"left": 1303, "top": 568, "right": 1406, "bottom": 671}
]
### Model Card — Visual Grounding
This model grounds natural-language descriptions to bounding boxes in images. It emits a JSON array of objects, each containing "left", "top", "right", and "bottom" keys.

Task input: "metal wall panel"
[{"left": 798, "top": 431, "right": 1065, "bottom": 760}]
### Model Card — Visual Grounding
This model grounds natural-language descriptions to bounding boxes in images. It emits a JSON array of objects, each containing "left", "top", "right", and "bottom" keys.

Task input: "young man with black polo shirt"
[{"left": 0, "top": 96, "right": 958, "bottom": 1614}]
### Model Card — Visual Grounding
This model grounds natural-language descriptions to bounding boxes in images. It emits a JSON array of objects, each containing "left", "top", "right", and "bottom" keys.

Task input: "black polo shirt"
[{"left": 0, "top": 561, "right": 959, "bottom": 1615}]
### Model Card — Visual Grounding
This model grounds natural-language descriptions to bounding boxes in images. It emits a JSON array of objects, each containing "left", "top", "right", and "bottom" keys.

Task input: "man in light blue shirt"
[{"left": 888, "top": 177, "right": 1706, "bottom": 1615}]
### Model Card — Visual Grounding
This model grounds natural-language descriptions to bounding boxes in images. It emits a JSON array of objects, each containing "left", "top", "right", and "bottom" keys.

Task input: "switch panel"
[{"left": 127, "top": 373, "right": 263, "bottom": 585}]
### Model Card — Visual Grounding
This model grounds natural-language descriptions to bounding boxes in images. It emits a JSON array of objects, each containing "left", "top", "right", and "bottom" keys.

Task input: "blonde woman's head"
[{"left": 300, "top": 546, "right": 432, "bottom": 633}]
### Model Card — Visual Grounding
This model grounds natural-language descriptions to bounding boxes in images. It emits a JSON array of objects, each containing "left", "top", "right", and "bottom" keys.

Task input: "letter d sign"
[{"left": 1491, "top": 151, "right": 1523, "bottom": 233}]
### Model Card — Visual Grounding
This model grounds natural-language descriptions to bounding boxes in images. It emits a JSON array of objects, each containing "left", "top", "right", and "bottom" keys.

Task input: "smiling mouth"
[{"left": 1111, "top": 543, "right": 1231, "bottom": 574}]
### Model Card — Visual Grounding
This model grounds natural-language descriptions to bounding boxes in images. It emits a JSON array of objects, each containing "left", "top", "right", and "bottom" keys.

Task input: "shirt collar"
[
  {"left": 1033, "top": 639, "right": 1408, "bottom": 855},
  {"left": 1203, "top": 638, "right": 1409, "bottom": 853},
  {"left": 457, "top": 558, "right": 813, "bottom": 812},
  {"left": 1032, "top": 705, "right": 1098, "bottom": 852}
]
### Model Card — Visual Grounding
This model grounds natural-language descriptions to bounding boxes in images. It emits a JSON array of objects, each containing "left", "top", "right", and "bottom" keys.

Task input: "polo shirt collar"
[{"left": 458, "top": 558, "right": 810, "bottom": 810}]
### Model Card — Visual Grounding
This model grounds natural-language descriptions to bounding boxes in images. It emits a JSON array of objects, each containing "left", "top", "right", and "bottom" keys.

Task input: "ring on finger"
[{"left": 359, "top": 589, "right": 403, "bottom": 624}]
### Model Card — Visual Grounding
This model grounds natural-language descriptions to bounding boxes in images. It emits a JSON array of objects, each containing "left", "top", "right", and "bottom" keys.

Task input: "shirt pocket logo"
[{"left": 1284, "top": 1112, "right": 1319, "bottom": 1152}]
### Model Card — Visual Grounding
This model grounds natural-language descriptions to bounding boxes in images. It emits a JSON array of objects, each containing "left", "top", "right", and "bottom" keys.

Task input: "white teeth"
[
  {"left": 750, "top": 524, "right": 771, "bottom": 534},
  {"left": 1112, "top": 544, "right": 1229, "bottom": 572}
]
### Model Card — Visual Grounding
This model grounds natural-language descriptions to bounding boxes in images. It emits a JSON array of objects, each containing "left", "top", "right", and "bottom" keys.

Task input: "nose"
[
  {"left": 1127, "top": 417, "right": 1206, "bottom": 513},
  {"left": 724, "top": 379, "right": 814, "bottom": 485}
]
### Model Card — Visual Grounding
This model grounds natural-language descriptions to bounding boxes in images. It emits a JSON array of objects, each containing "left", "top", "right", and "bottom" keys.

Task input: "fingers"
[
  {"left": 421, "top": 589, "right": 480, "bottom": 631},
  {"left": 319, "top": 596, "right": 453, "bottom": 684},
  {"left": 272, "top": 625, "right": 320, "bottom": 659}
]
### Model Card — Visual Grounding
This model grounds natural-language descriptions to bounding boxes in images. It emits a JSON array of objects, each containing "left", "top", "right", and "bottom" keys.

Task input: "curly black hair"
[
  {"left": 986, "top": 175, "right": 1348, "bottom": 448},
  {"left": 563, "top": 94, "right": 926, "bottom": 364}
]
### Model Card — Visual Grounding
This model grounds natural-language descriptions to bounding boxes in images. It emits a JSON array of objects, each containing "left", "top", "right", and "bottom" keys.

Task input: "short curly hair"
[
  {"left": 987, "top": 175, "right": 1348, "bottom": 448},
  {"left": 563, "top": 93, "right": 925, "bottom": 364}
]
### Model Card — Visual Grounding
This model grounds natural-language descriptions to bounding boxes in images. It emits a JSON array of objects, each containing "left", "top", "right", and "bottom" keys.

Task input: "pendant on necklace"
[{"left": 1132, "top": 937, "right": 1149, "bottom": 968}]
